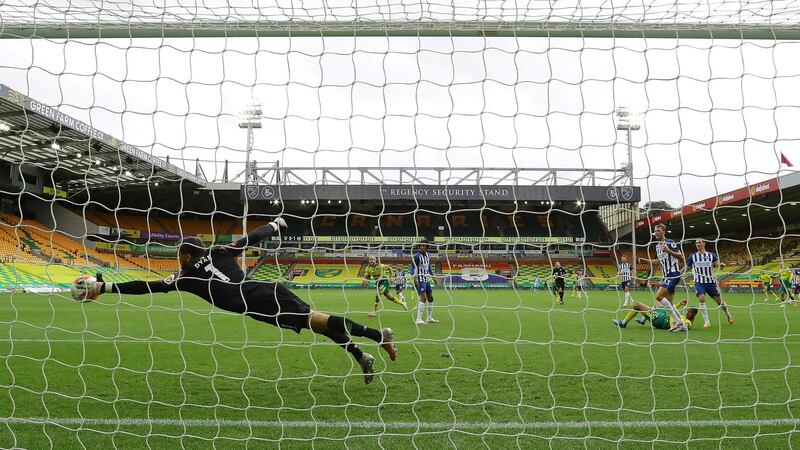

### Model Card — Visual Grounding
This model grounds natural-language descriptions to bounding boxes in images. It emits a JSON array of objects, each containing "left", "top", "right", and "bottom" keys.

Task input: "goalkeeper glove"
[{"left": 75, "top": 278, "right": 103, "bottom": 299}]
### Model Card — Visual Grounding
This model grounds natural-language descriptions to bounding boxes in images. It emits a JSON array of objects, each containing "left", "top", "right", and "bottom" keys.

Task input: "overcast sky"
[{"left": 1, "top": 0, "right": 799, "bottom": 208}]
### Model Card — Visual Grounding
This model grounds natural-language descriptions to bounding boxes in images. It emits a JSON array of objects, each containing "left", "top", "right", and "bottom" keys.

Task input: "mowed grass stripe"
[{"left": 4, "top": 416, "right": 800, "bottom": 430}]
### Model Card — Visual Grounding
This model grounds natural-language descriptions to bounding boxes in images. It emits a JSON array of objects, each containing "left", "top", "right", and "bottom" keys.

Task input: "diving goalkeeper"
[{"left": 74, "top": 218, "right": 396, "bottom": 384}]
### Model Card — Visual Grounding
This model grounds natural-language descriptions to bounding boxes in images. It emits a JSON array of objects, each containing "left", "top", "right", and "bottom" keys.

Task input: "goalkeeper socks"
[
  {"left": 699, "top": 302, "right": 709, "bottom": 325},
  {"left": 623, "top": 310, "right": 638, "bottom": 325},
  {"left": 660, "top": 298, "right": 682, "bottom": 324},
  {"left": 322, "top": 330, "right": 363, "bottom": 361},
  {"left": 426, "top": 302, "right": 433, "bottom": 321},
  {"left": 350, "top": 321, "right": 382, "bottom": 343},
  {"left": 327, "top": 316, "right": 382, "bottom": 343}
]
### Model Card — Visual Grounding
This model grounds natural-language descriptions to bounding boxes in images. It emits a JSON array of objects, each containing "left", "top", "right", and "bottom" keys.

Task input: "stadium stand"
[
  {"left": 123, "top": 256, "right": 179, "bottom": 272},
  {"left": 0, "top": 212, "right": 139, "bottom": 268},
  {"left": 12, "top": 263, "right": 83, "bottom": 287},
  {"left": 95, "top": 267, "right": 170, "bottom": 283},
  {"left": 716, "top": 240, "right": 777, "bottom": 266},
  {"left": 0, "top": 263, "right": 52, "bottom": 290},
  {"left": 250, "top": 262, "right": 291, "bottom": 282},
  {"left": 0, "top": 233, "right": 42, "bottom": 264},
  {"left": 301, "top": 209, "right": 610, "bottom": 241},
  {"left": 514, "top": 262, "right": 581, "bottom": 288},
  {"left": 588, "top": 264, "right": 618, "bottom": 288},
  {"left": 82, "top": 210, "right": 270, "bottom": 239}
]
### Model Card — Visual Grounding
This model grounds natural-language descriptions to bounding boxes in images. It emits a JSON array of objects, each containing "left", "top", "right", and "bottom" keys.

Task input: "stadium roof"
[
  {"left": 635, "top": 172, "right": 800, "bottom": 239},
  {"left": 0, "top": 83, "right": 205, "bottom": 190}
]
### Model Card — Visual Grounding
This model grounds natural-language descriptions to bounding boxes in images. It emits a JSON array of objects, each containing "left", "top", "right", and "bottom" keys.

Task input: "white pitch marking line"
[
  {"left": 0, "top": 338, "right": 798, "bottom": 346},
  {"left": 3, "top": 417, "right": 799, "bottom": 430}
]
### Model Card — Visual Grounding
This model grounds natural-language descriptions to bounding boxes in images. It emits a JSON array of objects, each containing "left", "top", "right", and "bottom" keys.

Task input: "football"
[{"left": 71, "top": 275, "right": 98, "bottom": 302}]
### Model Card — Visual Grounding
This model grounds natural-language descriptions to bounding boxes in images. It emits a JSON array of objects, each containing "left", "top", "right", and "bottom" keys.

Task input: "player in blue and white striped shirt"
[
  {"left": 618, "top": 256, "right": 634, "bottom": 307},
  {"left": 411, "top": 240, "right": 438, "bottom": 325},
  {"left": 637, "top": 224, "right": 688, "bottom": 332},
  {"left": 684, "top": 238, "right": 733, "bottom": 328},
  {"left": 394, "top": 266, "right": 407, "bottom": 303}
]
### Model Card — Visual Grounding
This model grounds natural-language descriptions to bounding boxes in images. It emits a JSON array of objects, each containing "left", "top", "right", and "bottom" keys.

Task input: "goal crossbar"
[{"left": 2, "top": 22, "right": 800, "bottom": 40}]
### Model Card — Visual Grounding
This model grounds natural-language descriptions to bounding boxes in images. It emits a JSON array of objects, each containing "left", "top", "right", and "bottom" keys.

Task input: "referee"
[{"left": 552, "top": 261, "right": 567, "bottom": 304}]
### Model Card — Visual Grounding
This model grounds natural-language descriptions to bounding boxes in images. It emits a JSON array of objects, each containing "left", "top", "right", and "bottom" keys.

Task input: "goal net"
[{"left": 0, "top": 1, "right": 798, "bottom": 447}]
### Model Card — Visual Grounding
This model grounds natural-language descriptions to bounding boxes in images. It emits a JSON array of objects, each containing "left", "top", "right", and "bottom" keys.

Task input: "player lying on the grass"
[
  {"left": 363, "top": 256, "right": 408, "bottom": 317},
  {"left": 618, "top": 255, "right": 634, "bottom": 307},
  {"left": 411, "top": 240, "right": 439, "bottom": 325},
  {"left": 73, "top": 218, "right": 396, "bottom": 384},
  {"left": 613, "top": 299, "right": 698, "bottom": 330},
  {"left": 759, "top": 270, "right": 780, "bottom": 302},
  {"left": 684, "top": 238, "right": 733, "bottom": 328},
  {"left": 637, "top": 223, "right": 688, "bottom": 332}
]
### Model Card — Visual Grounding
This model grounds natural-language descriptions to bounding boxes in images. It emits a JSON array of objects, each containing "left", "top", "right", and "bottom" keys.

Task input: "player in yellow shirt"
[
  {"left": 570, "top": 271, "right": 579, "bottom": 297},
  {"left": 759, "top": 270, "right": 779, "bottom": 302},
  {"left": 778, "top": 265, "right": 797, "bottom": 307},
  {"left": 613, "top": 299, "right": 698, "bottom": 331},
  {"left": 363, "top": 256, "right": 408, "bottom": 317}
]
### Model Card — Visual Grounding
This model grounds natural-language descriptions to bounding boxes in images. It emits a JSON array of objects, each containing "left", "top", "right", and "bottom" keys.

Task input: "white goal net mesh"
[{"left": 0, "top": 1, "right": 798, "bottom": 448}]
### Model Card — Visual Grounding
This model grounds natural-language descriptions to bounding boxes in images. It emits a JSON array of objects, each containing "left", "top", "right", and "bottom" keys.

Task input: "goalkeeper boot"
[
  {"left": 380, "top": 328, "right": 397, "bottom": 361},
  {"left": 612, "top": 319, "right": 627, "bottom": 329},
  {"left": 358, "top": 353, "right": 375, "bottom": 385},
  {"left": 635, "top": 316, "right": 648, "bottom": 325},
  {"left": 95, "top": 272, "right": 105, "bottom": 283}
]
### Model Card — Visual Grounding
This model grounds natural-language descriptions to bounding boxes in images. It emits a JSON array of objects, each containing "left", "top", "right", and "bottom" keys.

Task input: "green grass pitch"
[{"left": 1, "top": 287, "right": 798, "bottom": 449}]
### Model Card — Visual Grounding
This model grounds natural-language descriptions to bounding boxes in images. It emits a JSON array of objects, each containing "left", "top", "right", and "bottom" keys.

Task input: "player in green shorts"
[
  {"left": 613, "top": 299, "right": 698, "bottom": 330},
  {"left": 759, "top": 270, "right": 779, "bottom": 302},
  {"left": 778, "top": 265, "right": 795, "bottom": 303},
  {"left": 364, "top": 256, "right": 408, "bottom": 317}
]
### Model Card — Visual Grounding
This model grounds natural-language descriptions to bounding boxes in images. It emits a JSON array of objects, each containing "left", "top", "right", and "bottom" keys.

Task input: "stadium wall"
[{"left": 25, "top": 197, "right": 100, "bottom": 244}]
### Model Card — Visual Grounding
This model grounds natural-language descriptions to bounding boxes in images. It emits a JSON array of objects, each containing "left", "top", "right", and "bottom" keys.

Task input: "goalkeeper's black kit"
[
  {"left": 553, "top": 267, "right": 566, "bottom": 288},
  {"left": 106, "top": 225, "right": 311, "bottom": 333},
  {"left": 97, "top": 222, "right": 396, "bottom": 383}
]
